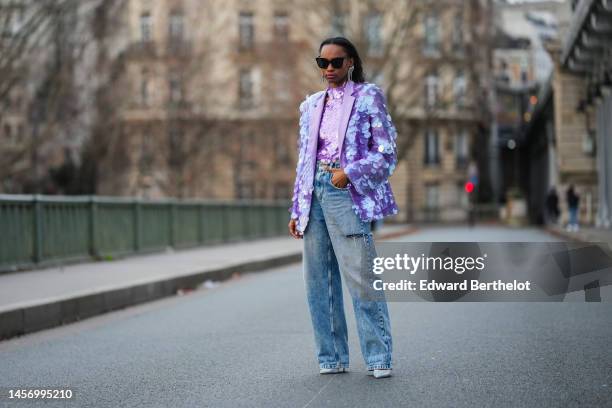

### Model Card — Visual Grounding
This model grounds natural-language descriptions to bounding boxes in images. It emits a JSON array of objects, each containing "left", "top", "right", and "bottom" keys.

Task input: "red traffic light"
[{"left": 464, "top": 181, "right": 475, "bottom": 193}]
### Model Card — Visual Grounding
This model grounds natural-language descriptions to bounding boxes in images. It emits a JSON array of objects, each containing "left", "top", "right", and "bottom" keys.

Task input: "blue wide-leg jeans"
[{"left": 302, "top": 159, "right": 393, "bottom": 371}]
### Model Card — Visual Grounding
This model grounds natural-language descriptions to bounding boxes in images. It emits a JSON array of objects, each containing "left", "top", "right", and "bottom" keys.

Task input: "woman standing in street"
[{"left": 288, "top": 37, "right": 399, "bottom": 379}]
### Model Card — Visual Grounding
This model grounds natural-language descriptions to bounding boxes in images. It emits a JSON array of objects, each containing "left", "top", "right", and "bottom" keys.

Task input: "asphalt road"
[{"left": 0, "top": 226, "right": 610, "bottom": 407}]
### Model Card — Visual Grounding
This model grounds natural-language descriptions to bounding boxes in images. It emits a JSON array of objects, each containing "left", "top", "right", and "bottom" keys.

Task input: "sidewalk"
[
  {"left": 0, "top": 224, "right": 416, "bottom": 340},
  {"left": 545, "top": 224, "right": 612, "bottom": 243}
]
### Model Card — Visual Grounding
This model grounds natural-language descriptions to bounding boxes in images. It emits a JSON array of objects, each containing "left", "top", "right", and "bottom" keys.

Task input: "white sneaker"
[
  {"left": 319, "top": 367, "right": 347, "bottom": 374},
  {"left": 367, "top": 368, "right": 392, "bottom": 378}
]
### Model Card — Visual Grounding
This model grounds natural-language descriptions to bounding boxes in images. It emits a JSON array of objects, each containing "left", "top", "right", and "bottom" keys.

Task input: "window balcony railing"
[
  {"left": 126, "top": 40, "right": 157, "bottom": 57},
  {"left": 166, "top": 38, "right": 192, "bottom": 57}
]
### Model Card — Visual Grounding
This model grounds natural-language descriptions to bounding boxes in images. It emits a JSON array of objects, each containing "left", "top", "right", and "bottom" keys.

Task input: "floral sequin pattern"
[
  {"left": 289, "top": 97, "right": 315, "bottom": 229},
  {"left": 343, "top": 86, "right": 398, "bottom": 196},
  {"left": 289, "top": 81, "right": 399, "bottom": 233}
]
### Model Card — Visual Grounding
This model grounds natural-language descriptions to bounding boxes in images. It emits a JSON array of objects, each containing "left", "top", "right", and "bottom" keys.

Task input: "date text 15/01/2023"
[{"left": 373, "top": 279, "right": 532, "bottom": 292}]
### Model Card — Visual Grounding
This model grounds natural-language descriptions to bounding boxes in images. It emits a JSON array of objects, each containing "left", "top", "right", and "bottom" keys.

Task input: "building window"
[
  {"left": 256, "top": 182, "right": 268, "bottom": 199},
  {"left": 424, "top": 129, "right": 440, "bottom": 165},
  {"left": 274, "top": 130, "right": 290, "bottom": 163},
  {"left": 239, "top": 130, "right": 255, "bottom": 163},
  {"left": 452, "top": 12, "right": 464, "bottom": 54},
  {"left": 274, "top": 182, "right": 289, "bottom": 200},
  {"left": 453, "top": 70, "right": 467, "bottom": 108},
  {"left": 140, "top": 68, "right": 150, "bottom": 106},
  {"left": 520, "top": 68, "right": 529, "bottom": 84},
  {"left": 140, "top": 129, "right": 155, "bottom": 174},
  {"left": 239, "top": 12, "right": 254, "bottom": 50},
  {"left": 140, "top": 12, "right": 152, "bottom": 43},
  {"left": 237, "top": 183, "right": 255, "bottom": 199},
  {"left": 457, "top": 182, "right": 469, "bottom": 207},
  {"left": 424, "top": 72, "right": 439, "bottom": 109},
  {"left": 423, "top": 13, "right": 440, "bottom": 56},
  {"left": 425, "top": 183, "right": 439, "bottom": 209},
  {"left": 331, "top": 12, "right": 346, "bottom": 35},
  {"left": 3, "top": 124, "right": 12, "bottom": 142},
  {"left": 168, "top": 127, "right": 184, "bottom": 168},
  {"left": 168, "top": 11, "right": 184, "bottom": 41},
  {"left": 16, "top": 124, "right": 23, "bottom": 142},
  {"left": 274, "top": 71, "right": 291, "bottom": 102},
  {"left": 455, "top": 129, "right": 469, "bottom": 168},
  {"left": 239, "top": 68, "right": 254, "bottom": 109},
  {"left": 364, "top": 12, "right": 383, "bottom": 57},
  {"left": 168, "top": 72, "right": 183, "bottom": 104},
  {"left": 273, "top": 11, "right": 289, "bottom": 41}
]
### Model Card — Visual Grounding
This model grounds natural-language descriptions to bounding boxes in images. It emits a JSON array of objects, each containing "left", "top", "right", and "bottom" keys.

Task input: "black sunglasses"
[{"left": 315, "top": 56, "right": 347, "bottom": 69}]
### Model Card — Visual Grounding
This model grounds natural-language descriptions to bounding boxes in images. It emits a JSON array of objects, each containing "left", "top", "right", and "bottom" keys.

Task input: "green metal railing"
[{"left": 0, "top": 194, "right": 292, "bottom": 273}]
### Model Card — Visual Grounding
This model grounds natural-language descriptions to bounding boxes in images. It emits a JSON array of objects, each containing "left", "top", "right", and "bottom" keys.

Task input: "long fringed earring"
[
  {"left": 348, "top": 65, "right": 354, "bottom": 82},
  {"left": 321, "top": 73, "right": 326, "bottom": 82}
]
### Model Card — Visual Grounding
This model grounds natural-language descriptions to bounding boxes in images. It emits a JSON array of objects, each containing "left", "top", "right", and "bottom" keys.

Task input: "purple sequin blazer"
[{"left": 289, "top": 79, "right": 399, "bottom": 233}]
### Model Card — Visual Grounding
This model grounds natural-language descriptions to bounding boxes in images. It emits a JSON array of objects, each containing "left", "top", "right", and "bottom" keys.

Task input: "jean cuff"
[
  {"left": 367, "top": 364, "right": 392, "bottom": 370},
  {"left": 320, "top": 363, "right": 349, "bottom": 369}
]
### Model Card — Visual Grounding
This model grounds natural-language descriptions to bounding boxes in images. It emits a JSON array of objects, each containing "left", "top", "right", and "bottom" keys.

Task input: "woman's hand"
[
  {"left": 288, "top": 218, "right": 303, "bottom": 239},
  {"left": 329, "top": 168, "right": 350, "bottom": 188}
]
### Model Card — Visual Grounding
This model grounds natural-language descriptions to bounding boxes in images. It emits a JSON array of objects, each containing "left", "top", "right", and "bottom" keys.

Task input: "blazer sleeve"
[
  {"left": 288, "top": 97, "right": 310, "bottom": 218},
  {"left": 343, "top": 85, "right": 398, "bottom": 196}
]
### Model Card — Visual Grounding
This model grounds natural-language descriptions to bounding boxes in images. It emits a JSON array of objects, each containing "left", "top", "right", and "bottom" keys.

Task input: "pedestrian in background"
[
  {"left": 545, "top": 186, "right": 559, "bottom": 225},
  {"left": 288, "top": 37, "right": 398, "bottom": 379},
  {"left": 566, "top": 184, "right": 580, "bottom": 232}
]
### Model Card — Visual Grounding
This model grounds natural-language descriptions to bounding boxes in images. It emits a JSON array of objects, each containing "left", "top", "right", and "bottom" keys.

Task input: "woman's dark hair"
[{"left": 319, "top": 37, "right": 365, "bottom": 83}]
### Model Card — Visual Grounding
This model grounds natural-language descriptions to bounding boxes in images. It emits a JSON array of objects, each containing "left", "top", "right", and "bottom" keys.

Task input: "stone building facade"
[
  {"left": 95, "top": 0, "right": 493, "bottom": 223},
  {"left": 96, "top": 0, "right": 312, "bottom": 200},
  {"left": 1, "top": 0, "right": 494, "bottom": 224},
  {"left": 517, "top": 0, "right": 603, "bottom": 227},
  {"left": 559, "top": 0, "right": 612, "bottom": 228}
]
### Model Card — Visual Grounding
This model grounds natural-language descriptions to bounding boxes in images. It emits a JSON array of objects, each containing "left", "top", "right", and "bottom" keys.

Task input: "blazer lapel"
[
  {"left": 337, "top": 80, "right": 355, "bottom": 157},
  {"left": 307, "top": 92, "right": 326, "bottom": 161}
]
